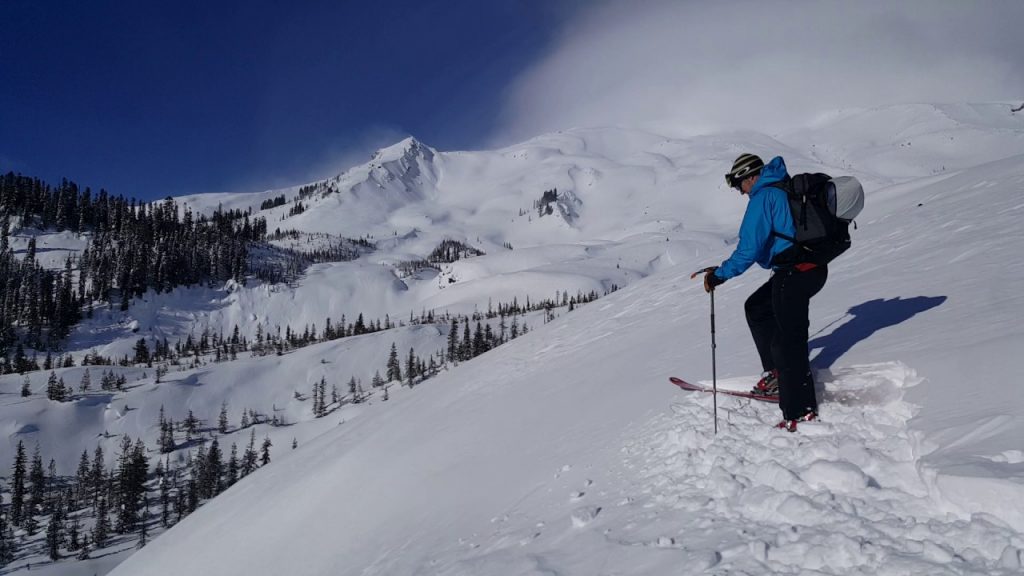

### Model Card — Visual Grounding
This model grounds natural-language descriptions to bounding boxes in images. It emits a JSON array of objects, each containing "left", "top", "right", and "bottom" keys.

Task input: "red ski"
[{"left": 669, "top": 376, "right": 778, "bottom": 403}]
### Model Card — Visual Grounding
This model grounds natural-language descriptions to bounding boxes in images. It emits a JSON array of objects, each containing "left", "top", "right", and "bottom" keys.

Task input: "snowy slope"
[
  {"left": 3, "top": 103, "right": 1024, "bottom": 575},
  {"left": 102, "top": 107, "right": 1024, "bottom": 575}
]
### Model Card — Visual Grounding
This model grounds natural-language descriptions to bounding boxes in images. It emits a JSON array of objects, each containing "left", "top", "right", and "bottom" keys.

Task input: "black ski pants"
[{"left": 744, "top": 265, "right": 828, "bottom": 420}]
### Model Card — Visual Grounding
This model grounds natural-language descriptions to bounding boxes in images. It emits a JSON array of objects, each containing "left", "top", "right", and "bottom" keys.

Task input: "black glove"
[{"left": 703, "top": 267, "right": 724, "bottom": 293}]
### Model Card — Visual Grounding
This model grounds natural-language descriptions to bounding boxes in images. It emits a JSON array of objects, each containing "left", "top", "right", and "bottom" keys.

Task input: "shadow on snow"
[{"left": 810, "top": 295, "right": 948, "bottom": 370}]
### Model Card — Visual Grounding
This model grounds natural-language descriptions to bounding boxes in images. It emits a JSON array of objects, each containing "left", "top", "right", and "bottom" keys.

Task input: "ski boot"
[
  {"left": 777, "top": 411, "right": 817, "bottom": 433},
  {"left": 752, "top": 369, "right": 779, "bottom": 397}
]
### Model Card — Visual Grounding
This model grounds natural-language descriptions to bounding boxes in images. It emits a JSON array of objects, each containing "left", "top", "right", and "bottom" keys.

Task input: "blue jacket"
[{"left": 715, "top": 156, "right": 796, "bottom": 281}]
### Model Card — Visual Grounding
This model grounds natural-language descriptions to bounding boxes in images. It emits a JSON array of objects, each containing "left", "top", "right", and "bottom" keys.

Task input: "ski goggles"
[{"left": 725, "top": 166, "right": 760, "bottom": 190}]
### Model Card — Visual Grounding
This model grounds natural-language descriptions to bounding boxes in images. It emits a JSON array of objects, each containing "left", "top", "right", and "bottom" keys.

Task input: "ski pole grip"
[{"left": 690, "top": 266, "right": 717, "bottom": 280}]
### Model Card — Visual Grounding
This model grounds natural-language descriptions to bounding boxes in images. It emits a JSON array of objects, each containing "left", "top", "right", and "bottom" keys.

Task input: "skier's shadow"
[{"left": 810, "top": 296, "right": 947, "bottom": 370}]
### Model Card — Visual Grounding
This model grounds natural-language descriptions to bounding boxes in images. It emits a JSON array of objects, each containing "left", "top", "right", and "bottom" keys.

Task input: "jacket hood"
[{"left": 750, "top": 156, "right": 789, "bottom": 197}]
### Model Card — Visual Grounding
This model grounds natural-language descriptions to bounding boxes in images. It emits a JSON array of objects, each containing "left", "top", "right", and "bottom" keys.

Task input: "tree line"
[
  {"left": 0, "top": 171, "right": 265, "bottom": 359},
  {"left": 0, "top": 422, "right": 275, "bottom": 566}
]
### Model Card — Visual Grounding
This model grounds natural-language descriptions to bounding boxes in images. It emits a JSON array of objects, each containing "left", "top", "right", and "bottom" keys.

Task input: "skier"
[{"left": 698, "top": 153, "right": 827, "bottom": 431}]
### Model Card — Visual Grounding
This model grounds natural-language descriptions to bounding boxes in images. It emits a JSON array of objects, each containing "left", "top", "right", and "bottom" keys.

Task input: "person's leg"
[
  {"left": 744, "top": 278, "right": 776, "bottom": 372},
  {"left": 771, "top": 266, "right": 828, "bottom": 420}
]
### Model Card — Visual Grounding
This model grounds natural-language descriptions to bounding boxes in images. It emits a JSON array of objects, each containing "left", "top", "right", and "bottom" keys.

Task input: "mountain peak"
[{"left": 372, "top": 136, "right": 430, "bottom": 164}]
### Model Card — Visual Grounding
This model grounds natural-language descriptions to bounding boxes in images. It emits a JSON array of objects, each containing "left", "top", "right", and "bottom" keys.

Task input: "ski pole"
[
  {"left": 691, "top": 267, "right": 719, "bottom": 434},
  {"left": 710, "top": 288, "right": 718, "bottom": 434}
]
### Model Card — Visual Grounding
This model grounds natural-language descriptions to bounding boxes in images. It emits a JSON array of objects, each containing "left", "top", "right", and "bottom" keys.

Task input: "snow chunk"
[
  {"left": 800, "top": 459, "right": 876, "bottom": 493},
  {"left": 571, "top": 506, "right": 602, "bottom": 528}
]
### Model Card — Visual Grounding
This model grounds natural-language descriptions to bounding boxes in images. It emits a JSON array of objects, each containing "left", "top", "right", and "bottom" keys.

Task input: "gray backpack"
[{"left": 770, "top": 174, "right": 864, "bottom": 266}]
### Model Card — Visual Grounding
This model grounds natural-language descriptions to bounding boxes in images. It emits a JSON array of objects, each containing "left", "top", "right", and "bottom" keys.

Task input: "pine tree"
[
  {"left": 386, "top": 342, "right": 402, "bottom": 382},
  {"left": 317, "top": 377, "right": 327, "bottom": 415},
  {"left": 29, "top": 444, "right": 46, "bottom": 523},
  {"left": 159, "top": 406, "right": 175, "bottom": 453},
  {"left": 260, "top": 436, "right": 272, "bottom": 466},
  {"left": 447, "top": 318, "right": 459, "bottom": 363},
  {"left": 0, "top": 520, "right": 12, "bottom": 566},
  {"left": 461, "top": 322, "right": 472, "bottom": 360},
  {"left": 204, "top": 438, "right": 223, "bottom": 498},
  {"left": 93, "top": 495, "right": 109, "bottom": 549},
  {"left": 241, "top": 430, "right": 258, "bottom": 477},
  {"left": 133, "top": 337, "right": 149, "bottom": 364},
  {"left": 46, "top": 370, "right": 60, "bottom": 401},
  {"left": 79, "top": 368, "right": 91, "bottom": 391},
  {"left": 185, "top": 410, "right": 199, "bottom": 441},
  {"left": 348, "top": 376, "right": 358, "bottom": 402},
  {"left": 218, "top": 401, "right": 229, "bottom": 434},
  {"left": 372, "top": 370, "right": 384, "bottom": 388},
  {"left": 10, "top": 441, "right": 27, "bottom": 526},
  {"left": 75, "top": 449, "right": 91, "bottom": 507},
  {"left": 67, "top": 513, "right": 81, "bottom": 552},
  {"left": 473, "top": 322, "right": 485, "bottom": 357},
  {"left": 46, "top": 509, "right": 63, "bottom": 560},
  {"left": 90, "top": 445, "right": 105, "bottom": 511},
  {"left": 226, "top": 443, "right": 239, "bottom": 487},
  {"left": 20, "top": 375, "right": 30, "bottom": 397},
  {"left": 406, "top": 348, "right": 417, "bottom": 387}
]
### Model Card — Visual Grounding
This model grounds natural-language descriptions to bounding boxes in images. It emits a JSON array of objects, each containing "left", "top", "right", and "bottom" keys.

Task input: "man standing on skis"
[{"left": 698, "top": 153, "right": 827, "bottom": 431}]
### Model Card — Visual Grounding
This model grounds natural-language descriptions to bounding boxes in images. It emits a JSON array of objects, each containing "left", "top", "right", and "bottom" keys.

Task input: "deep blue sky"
[{"left": 1, "top": 1, "right": 584, "bottom": 200}]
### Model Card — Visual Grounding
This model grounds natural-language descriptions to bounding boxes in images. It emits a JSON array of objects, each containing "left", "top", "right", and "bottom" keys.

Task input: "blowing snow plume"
[{"left": 493, "top": 0, "right": 1024, "bottom": 141}]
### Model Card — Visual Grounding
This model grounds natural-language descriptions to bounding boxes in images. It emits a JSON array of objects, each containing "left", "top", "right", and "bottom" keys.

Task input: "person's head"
[{"left": 725, "top": 153, "right": 763, "bottom": 195}]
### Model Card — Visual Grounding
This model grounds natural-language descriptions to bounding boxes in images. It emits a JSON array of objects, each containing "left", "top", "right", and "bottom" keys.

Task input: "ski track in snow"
[{"left": 430, "top": 364, "right": 1024, "bottom": 575}]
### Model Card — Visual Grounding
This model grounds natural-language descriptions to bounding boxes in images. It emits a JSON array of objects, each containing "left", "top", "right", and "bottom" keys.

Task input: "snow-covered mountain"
[{"left": 3, "top": 102, "right": 1024, "bottom": 575}]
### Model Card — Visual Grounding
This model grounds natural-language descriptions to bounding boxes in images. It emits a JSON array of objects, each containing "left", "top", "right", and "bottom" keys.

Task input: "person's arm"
[{"left": 715, "top": 195, "right": 774, "bottom": 281}]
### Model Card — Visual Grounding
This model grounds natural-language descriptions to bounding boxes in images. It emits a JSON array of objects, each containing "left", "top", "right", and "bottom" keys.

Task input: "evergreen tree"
[
  {"left": 386, "top": 342, "right": 402, "bottom": 382},
  {"left": 227, "top": 443, "right": 239, "bottom": 487},
  {"left": 79, "top": 368, "right": 91, "bottom": 391},
  {"left": 241, "top": 430, "right": 258, "bottom": 477},
  {"left": 133, "top": 337, "right": 150, "bottom": 364},
  {"left": 204, "top": 438, "right": 224, "bottom": 498},
  {"left": 406, "top": 348, "right": 417, "bottom": 387},
  {"left": 29, "top": 444, "right": 45, "bottom": 522},
  {"left": 160, "top": 462, "right": 173, "bottom": 527},
  {"left": 184, "top": 410, "right": 199, "bottom": 441},
  {"left": 317, "top": 377, "right": 327, "bottom": 415},
  {"left": 473, "top": 322, "right": 485, "bottom": 357},
  {"left": 76, "top": 540, "right": 90, "bottom": 561},
  {"left": 159, "top": 405, "right": 175, "bottom": 453},
  {"left": 0, "top": 521, "right": 12, "bottom": 567},
  {"left": 46, "top": 509, "right": 63, "bottom": 560},
  {"left": 46, "top": 370, "right": 61, "bottom": 401},
  {"left": 90, "top": 445, "right": 105, "bottom": 511},
  {"left": 461, "top": 322, "right": 472, "bottom": 360},
  {"left": 20, "top": 375, "right": 30, "bottom": 397},
  {"left": 75, "top": 449, "right": 91, "bottom": 507},
  {"left": 218, "top": 401, "right": 229, "bottom": 434},
  {"left": 447, "top": 318, "right": 459, "bottom": 363},
  {"left": 67, "top": 513, "right": 81, "bottom": 552},
  {"left": 93, "top": 495, "right": 109, "bottom": 548},
  {"left": 348, "top": 376, "right": 358, "bottom": 402},
  {"left": 260, "top": 436, "right": 272, "bottom": 466},
  {"left": 10, "top": 441, "right": 27, "bottom": 526}
]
